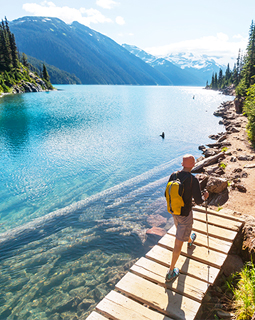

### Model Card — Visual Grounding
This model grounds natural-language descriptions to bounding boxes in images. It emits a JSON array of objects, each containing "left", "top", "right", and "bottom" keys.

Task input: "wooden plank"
[
  {"left": 96, "top": 290, "right": 174, "bottom": 320},
  {"left": 193, "top": 210, "right": 242, "bottom": 231},
  {"left": 115, "top": 272, "right": 201, "bottom": 320},
  {"left": 192, "top": 219, "right": 237, "bottom": 242},
  {"left": 146, "top": 244, "right": 220, "bottom": 284},
  {"left": 167, "top": 225, "right": 232, "bottom": 254},
  {"left": 86, "top": 311, "right": 109, "bottom": 320},
  {"left": 193, "top": 206, "right": 245, "bottom": 223},
  {"left": 131, "top": 257, "right": 209, "bottom": 302},
  {"left": 159, "top": 233, "right": 227, "bottom": 269}
]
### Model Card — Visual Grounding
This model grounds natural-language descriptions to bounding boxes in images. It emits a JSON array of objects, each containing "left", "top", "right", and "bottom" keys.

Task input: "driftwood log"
[{"left": 192, "top": 152, "right": 224, "bottom": 173}]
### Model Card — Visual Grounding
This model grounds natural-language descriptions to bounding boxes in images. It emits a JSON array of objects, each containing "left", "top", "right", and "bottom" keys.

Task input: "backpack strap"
[{"left": 168, "top": 182, "right": 173, "bottom": 213}]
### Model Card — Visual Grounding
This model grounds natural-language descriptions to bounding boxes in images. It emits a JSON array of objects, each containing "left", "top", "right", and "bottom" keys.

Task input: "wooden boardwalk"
[{"left": 87, "top": 206, "right": 244, "bottom": 320}]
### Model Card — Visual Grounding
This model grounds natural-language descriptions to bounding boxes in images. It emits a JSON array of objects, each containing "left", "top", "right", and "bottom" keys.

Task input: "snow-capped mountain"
[
  {"left": 164, "top": 52, "right": 226, "bottom": 71},
  {"left": 123, "top": 44, "right": 226, "bottom": 85},
  {"left": 122, "top": 44, "right": 203, "bottom": 85}
]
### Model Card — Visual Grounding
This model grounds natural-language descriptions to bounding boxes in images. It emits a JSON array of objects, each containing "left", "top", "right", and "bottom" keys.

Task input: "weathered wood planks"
[
  {"left": 131, "top": 257, "right": 209, "bottom": 302},
  {"left": 167, "top": 225, "right": 232, "bottom": 254},
  {"left": 86, "top": 311, "right": 109, "bottom": 320},
  {"left": 158, "top": 233, "right": 227, "bottom": 269},
  {"left": 86, "top": 205, "right": 242, "bottom": 320},
  {"left": 96, "top": 290, "right": 174, "bottom": 320},
  {"left": 146, "top": 244, "right": 220, "bottom": 284},
  {"left": 193, "top": 210, "right": 243, "bottom": 231},
  {"left": 192, "top": 219, "right": 237, "bottom": 242},
  {"left": 115, "top": 272, "right": 201, "bottom": 320},
  {"left": 193, "top": 206, "right": 245, "bottom": 223}
]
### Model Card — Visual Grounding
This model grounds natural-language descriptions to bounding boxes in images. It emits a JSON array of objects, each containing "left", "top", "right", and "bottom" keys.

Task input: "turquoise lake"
[{"left": 0, "top": 85, "right": 233, "bottom": 319}]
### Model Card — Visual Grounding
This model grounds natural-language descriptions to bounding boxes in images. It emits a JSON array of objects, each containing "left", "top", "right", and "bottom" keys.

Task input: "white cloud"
[
  {"left": 145, "top": 33, "right": 248, "bottom": 66},
  {"left": 22, "top": 1, "right": 112, "bottom": 26},
  {"left": 96, "top": 0, "right": 118, "bottom": 9},
  {"left": 233, "top": 34, "right": 244, "bottom": 39},
  {"left": 115, "top": 16, "right": 125, "bottom": 25}
]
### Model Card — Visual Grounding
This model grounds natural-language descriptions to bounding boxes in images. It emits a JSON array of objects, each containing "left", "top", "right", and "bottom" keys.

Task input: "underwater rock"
[
  {"left": 92, "top": 287, "right": 106, "bottom": 301},
  {"left": 69, "top": 287, "right": 88, "bottom": 300},
  {"left": 146, "top": 226, "right": 166, "bottom": 237},
  {"left": 147, "top": 214, "right": 167, "bottom": 227},
  {"left": 52, "top": 296, "right": 81, "bottom": 314}
]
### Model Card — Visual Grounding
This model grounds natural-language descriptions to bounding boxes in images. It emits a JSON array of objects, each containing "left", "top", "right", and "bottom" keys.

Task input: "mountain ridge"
[
  {"left": 122, "top": 44, "right": 203, "bottom": 85},
  {"left": 10, "top": 16, "right": 172, "bottom": 85},
  {"left": 123, "top": 44, "right": 226, "bottom": 85}
]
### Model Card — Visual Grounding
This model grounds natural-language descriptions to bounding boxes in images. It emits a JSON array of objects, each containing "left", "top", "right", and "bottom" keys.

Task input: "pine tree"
[
  {"left": 9, "top": 30, "right": 19, "bottom": 69},
  {"left": 247, "top": 21, "right": 255, "bottom": 87},
  {"left": 1, "top": 20, "right": 12, "bottom": 71},
  {"left": 214, "top": 73, "right": 218, "bottom": 89},
  {"left": 218, "top": 68, "right": 223, "bottom": 88},
  {"left": 42, "top": 63, "right": 50, "bottom": 82},
  {"left": 0, "top": 26, "right": 5, "bottom": 72},
  {"left": 211, "top": 73, "right": 215, "bottom": 89},
  {"left": 236, "top": 49, "right": 241, "bottom": 83},
  {"left": 232, "top": 64, "right": 239, "bottom": 86},
  {"left": 236, "top": 21, "right": 255, "bottom": 96},
  {"left": 225, "top": 63, "right": 231, "bottom": 82},
  {"left": 21, "top": 53, "right": 29, "bottom": 67},
  {"left": 0, "top": 17, "right": 19, "bottom": 72}
]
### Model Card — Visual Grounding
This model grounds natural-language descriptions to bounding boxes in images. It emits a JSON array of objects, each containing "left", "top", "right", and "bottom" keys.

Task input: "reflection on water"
[{"left": 0, "top": 95, "right": 29, "bottom": 153}]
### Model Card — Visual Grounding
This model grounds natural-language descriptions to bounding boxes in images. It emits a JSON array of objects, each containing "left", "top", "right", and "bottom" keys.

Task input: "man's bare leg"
[
  {"left": 170, "top": 233, "right": 194, "bottom": 271},
  {"left": 170, "top": 238, "right": 184, "bottom": 271}
]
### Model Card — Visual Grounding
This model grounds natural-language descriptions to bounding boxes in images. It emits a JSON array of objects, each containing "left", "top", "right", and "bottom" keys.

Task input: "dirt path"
[{"left": 208, "top": 101, "right": 255, "bottom": 218}]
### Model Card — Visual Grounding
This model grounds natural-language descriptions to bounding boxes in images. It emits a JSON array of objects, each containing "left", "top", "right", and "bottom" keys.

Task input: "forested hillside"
[
  {"left": 27, "top": 55, "right": 82, "bottom": 84},
  {"left": 207, "top": 21, "right": 255, "bottom": 144},
  {"left": 0, "top": 18, "right": 53, "bottom": 94}
]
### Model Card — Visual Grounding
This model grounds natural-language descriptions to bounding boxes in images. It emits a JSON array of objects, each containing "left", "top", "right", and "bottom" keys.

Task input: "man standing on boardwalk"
[{"left": 165, "top": 154, "right": 209, "bottom": 283}]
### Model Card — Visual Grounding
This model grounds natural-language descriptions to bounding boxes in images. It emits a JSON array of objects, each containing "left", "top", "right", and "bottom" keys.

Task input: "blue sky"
[{"left": 1, "top": 0, "right": 255, "bottom": 65}]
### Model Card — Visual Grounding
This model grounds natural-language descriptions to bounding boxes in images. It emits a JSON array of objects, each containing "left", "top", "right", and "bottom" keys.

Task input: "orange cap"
[{"left": 182, "top": 154, "right": 195, "bottom": 168}]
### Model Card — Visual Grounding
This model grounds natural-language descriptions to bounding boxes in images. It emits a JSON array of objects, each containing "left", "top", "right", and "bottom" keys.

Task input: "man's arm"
[{"left": 192, "top": 177, "right": 209, "bottom": 204}]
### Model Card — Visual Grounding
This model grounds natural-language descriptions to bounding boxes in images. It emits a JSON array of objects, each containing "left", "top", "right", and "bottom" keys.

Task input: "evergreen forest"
[
  {"left": 0, "top": 17, "right": 53, "bottom": 93},
  {"left": 207, "top": 21, "right": 255, "bottom": 144}
]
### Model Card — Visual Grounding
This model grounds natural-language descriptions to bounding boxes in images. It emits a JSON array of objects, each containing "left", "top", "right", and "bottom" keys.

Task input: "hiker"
[{"left": 165, "top": 154, "right": 209, "bottom": 283}]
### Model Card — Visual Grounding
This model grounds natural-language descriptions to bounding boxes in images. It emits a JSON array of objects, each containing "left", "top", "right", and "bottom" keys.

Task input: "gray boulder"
[
  {"left": 208, "top": 189, "right": 229, "bottom": 206},
  {"left": 206, "top": 176, "right": 228, "bottom": 193},
  {"left": 237, "top": 155, "right": 254, "bottom": 161}
]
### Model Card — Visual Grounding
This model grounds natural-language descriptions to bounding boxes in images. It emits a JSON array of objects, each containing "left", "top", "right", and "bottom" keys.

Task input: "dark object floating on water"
[
  {"left": 160, "top": 132, "right": 165, "bottom": 139},
  {"left": 193, "top": 95, "right": 195, "bottom": 99}
]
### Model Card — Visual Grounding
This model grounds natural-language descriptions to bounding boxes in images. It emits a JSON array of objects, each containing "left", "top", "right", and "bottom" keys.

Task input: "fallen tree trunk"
[{"left": 192, "top": 152, "right": 225, "bottom": 173}]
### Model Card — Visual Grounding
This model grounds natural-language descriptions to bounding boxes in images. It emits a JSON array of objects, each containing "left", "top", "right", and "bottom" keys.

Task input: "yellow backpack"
[{"left": 165, "top": 173, "right": 187, "bottom": 215}]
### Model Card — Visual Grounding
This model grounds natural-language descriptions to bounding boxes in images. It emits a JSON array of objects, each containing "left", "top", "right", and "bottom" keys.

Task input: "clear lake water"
[{"left": 0, "top": 85, "right": 234, "bottom": 319}]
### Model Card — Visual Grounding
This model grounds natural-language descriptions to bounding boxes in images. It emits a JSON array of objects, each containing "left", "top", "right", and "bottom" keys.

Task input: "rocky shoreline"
[
  {"left": 0, "top": 71, "right": 55, "bottom": 98},
  {"left": 193, "top": 99, "right": 253, "bottom": 205},
  {"left": 194, "top": 95, "right": 255, "bottom": 319},
  {"left": 193, "top": 97, "right": 255, "bottom": 260}
]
